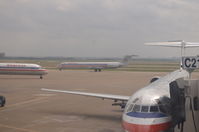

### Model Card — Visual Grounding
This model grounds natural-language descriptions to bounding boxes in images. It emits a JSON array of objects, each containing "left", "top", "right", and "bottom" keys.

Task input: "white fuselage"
[
  {"left": 0, "top": 63, "right": 47, "bottom": 76},
  {"left": 122, "top": 69, "right": 189, "bottom": 132},
  {"left": 58, "top": 62, "right": 123, "bottom": 70}
]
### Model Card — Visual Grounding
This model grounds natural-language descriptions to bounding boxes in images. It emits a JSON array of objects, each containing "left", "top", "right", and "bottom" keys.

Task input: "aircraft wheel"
[
  {"left": 98, "top": 69, "right": 101, "bottom": 72},
  {"left": 0, "top": 96, "right": 6, "bottom": 107},
  {"left": 94, "top": 69, "right": 98, "bottom": 72},
  {"left": 40, "top": 76, "right": 43, "bottom": 79}
]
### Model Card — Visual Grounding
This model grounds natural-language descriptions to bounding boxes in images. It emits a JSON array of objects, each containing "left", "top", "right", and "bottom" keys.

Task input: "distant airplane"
[
  {"left": 42, "top": 41, "right": 199, "bottom": 132},
  {"left": 0, "top": 63, "right": 48, "bottom": 79},
  {"left": 57, "top": 55, "right": 136, "bottom": 72}
]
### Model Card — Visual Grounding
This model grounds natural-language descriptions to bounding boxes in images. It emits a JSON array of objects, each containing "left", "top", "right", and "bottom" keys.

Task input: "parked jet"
[
  {"left": 42, "top": 41, "right": 199, "bottom": 132},
  {"left": 0, "top": 63, "right": 48, "bottom": 79},
  {"left": 57, "top": 55, "right": 135, "bottom": 72}
]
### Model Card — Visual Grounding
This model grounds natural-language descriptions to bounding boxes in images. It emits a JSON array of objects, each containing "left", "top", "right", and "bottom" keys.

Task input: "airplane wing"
[{"left": 41, "top": 88, "right": 130, "bottom": 101}]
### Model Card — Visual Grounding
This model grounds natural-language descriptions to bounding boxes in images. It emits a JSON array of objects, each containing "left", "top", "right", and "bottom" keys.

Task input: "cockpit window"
[
  {"left": 141, "top": 106, "right": 149, "bottom": 112},
  {"left": 150, "top": 106, "right": 159, "bottom": 112},
  {"left": 126, "top": 104, "right": 134, "bottom": 112},
  {"left": 132, "top": 104, "right": 141, "bottom": 112}
]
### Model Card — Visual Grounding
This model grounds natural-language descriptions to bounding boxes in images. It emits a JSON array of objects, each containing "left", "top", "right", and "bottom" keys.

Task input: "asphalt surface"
[{"left": 0, "top": 70, "right": 198, "bottom": 132}]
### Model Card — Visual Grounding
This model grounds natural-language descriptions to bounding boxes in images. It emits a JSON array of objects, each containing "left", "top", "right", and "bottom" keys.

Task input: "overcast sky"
[{"left": 0, "top": 0, "right": 199, "bottom": 58}]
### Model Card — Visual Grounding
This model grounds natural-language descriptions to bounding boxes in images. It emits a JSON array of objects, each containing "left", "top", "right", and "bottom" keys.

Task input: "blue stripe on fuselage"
[{"left": 126, "top": 112, "right": 167, "bottom": 118}]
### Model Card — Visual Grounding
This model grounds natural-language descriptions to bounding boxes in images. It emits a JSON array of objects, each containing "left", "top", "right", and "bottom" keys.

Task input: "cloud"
[
  {"left": 16, "top": 0, "right": 32, "bottom": 3},
  {"left": 0, "top": 0, "right": 199, "bottom": 57},
  {"left": 53, "top": 0, "right": 75, "bottom": 12}
]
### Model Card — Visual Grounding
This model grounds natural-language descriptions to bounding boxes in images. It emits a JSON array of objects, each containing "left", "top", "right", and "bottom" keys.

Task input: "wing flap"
[{"left": 41, "top": 88, "right": 129, "bottom": 101}]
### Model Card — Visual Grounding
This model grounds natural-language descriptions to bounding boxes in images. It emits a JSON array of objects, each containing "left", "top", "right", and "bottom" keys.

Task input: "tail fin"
[
  {"left": 145, "top": 40, "right": 199, "bottom": 68},
  {"left": 121, "top": 55, "right": 137, "bottom": 65},
  {"left": 145, "top": 40, "right": 199, "bottom": 57}
]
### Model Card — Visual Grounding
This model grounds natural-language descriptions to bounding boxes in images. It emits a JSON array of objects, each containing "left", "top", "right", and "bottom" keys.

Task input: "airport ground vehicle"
[{"left": 0, "top": 96, "right": 6, "bottom": 107}]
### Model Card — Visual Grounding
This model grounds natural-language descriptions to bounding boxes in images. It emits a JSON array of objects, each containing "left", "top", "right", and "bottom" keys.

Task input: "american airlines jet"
[
  {"left": 57, "top": 55, "right": 135, "bottom": 72},
  {"left": 0, "top": 63, "right": 48, "bottom": 79},
  {"left": 42, "top": 41, "right": 199, "bottom": 132}
]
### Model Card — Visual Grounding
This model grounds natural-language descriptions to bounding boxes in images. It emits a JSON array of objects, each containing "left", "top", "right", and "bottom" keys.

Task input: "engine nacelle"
[
  {"left": 150, "top": 76, "right": 160, "bottom": 83},
  {"left": 112, "top": 102, "right": 126, "bottom": 109}
]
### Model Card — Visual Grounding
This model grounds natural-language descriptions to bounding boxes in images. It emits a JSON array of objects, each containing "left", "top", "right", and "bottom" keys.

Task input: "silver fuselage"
[{"left": 123, "top": 69, "right": 190, "bottom": 132}]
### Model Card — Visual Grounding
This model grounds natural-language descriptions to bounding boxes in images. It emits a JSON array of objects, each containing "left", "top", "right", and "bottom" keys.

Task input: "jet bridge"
[{"left": 177, "top": 56, "right": 199, "bottom": 132}]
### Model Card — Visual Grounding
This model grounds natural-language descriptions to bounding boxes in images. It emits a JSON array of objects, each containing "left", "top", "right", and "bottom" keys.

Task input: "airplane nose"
[
  {"left": 122, "top": 122, "right": 171, "bottom": 132},
  {"left": 122, "top": 113, "right": 171, "bottom": 132}
]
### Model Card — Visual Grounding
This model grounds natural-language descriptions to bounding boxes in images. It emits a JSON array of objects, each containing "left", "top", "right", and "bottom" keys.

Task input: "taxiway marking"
[
  {"left": 0, "top": 97, "right": 48, "bottom": 112},
  {"left": 0, "top": 123, "right": 38, "bottom": 132}
]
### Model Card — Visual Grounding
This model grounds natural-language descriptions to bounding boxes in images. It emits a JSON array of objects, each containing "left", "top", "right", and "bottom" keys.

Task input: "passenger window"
[
  {"left": 127, "top": 104, "right": 134, "bottom": 112},
  {"left": 132, "top": 105, "right": 141, "bottom": 112},
  {"left": 150, "top": 106, "right": 159, "bottom": 112},
  {"left": 141, "top": 106, "right": 149, "bottom": 112}
]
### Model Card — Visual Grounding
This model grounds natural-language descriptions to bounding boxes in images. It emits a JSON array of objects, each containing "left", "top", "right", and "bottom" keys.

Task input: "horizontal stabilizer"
[
  {"left": 186, "top": 42, "right": 199, "bottom": 47},
  {"left": 145, "top": 40, "right": 199, "bottom": 48}
]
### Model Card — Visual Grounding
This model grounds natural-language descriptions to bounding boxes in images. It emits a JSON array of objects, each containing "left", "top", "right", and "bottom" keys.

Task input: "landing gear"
[
  {"left": 94, "top": 69, "right": 102, "bottom": 72},
  {"left": 0, "top": 96, "right": 6, "bottom": 107},
  {"left": 40, "top": 76, "right": 43, "bottom": 79}
]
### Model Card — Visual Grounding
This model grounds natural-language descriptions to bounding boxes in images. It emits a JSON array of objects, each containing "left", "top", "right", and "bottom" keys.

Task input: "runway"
[{"left": 0, "top": 70, "right": 197, "bottom": 132}]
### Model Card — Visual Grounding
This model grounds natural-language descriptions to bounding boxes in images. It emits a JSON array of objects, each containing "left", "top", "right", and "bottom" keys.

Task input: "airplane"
[
  {"left": 57, "top": 55, "right": 136, "bottom": 72},
  {"left": 0, "top": 63, "right": 48, "bottom": 79},
  {"left": 42, "top": 40, "right": 199, "bottom": 132}
]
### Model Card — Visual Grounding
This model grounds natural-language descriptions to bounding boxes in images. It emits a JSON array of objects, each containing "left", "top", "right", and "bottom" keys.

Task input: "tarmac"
[{"left": 0, "top": 70, "right": 197, "bottom": 132}]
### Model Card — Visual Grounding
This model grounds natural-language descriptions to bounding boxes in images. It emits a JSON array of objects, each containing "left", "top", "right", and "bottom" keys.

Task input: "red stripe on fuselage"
[{"left": 122, "top": 121, "right": 171, "bottom": 132}]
